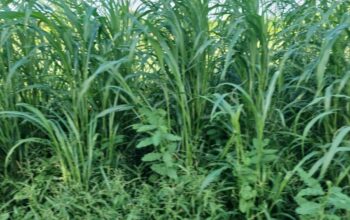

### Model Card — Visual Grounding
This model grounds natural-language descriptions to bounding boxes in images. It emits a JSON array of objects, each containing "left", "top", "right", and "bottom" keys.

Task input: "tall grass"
[{"left": 0, "top": 0, "right": 350, "bottom": 219}]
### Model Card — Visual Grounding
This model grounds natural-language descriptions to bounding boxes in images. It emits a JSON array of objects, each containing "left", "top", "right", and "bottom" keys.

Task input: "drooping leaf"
[
  {"left": 151, "top": 163, "right": 168, "bottom": 176},
  {"left": 150, "top": 164, "right": 177, "bottom": 180},
  {"left": 295, "top": 201, "right": 322, "bottom": 215},
  {"left": 135, "top": 124, "right": 158, "bottom": 132},
  {"left": 142, "top": 152, "right": 162, "bottom": 162},
  {"left": 167, "top": 142, "right": 178, "bottom": 153},
  {"left": 151, "top": 130, "right": 162, "bottom": 146},
  {"left": 200, "top": 166, "right": 228, "bottom": 192},
  {"left": 162, "top": 151, "right": 173, "bottom": 167},
  {"left": 328, "top": 187, "right": 350, "bottom": 211},
  {"left": 96, "top": 105, "right": 133, "bottom": 118},
  {"left": 166, "top": 167, "right": 178, "bottom": 180},
  {"left": 164, "top": 133, "right": 182, "bottom": 142},
  {"left": 136, "top": 138, "right": 153, "bottom": 148},
  {"left": 0, "top": 213, "right": 9, "bottom": 220}
]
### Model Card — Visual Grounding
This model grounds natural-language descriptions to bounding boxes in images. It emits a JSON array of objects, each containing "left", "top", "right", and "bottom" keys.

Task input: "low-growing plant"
[{"left": 133, "top": 108, "right": 181, "bottom": 179}]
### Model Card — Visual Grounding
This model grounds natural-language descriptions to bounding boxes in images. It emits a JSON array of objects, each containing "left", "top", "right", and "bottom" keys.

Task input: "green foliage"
[
  {"left": 0, "top": 168, "right": 229, "bottom": 219},
  {"left": 133, "top": 108, "right": 181, "bottom": 179},
  {"left": 295, "top": 168, "right": 350, "bottom": 219},
  {"left": 0, "top": 0, "right": 349, "bottom": 219}
]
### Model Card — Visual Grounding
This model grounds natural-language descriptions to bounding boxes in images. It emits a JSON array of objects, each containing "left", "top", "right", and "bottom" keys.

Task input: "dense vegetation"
[{"left": 0, "top": 0, "right": 350, "bottom": 219}]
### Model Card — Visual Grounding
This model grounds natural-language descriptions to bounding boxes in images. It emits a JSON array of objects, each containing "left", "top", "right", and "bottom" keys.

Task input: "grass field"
[{"left": 0, "top": 0, "right": 350, "bottom": 219}]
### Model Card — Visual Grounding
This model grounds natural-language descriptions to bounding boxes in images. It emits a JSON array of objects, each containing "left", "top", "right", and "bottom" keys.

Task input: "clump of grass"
[{"left": 0, "top": 0, "right": 350, "bottom": 219}]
